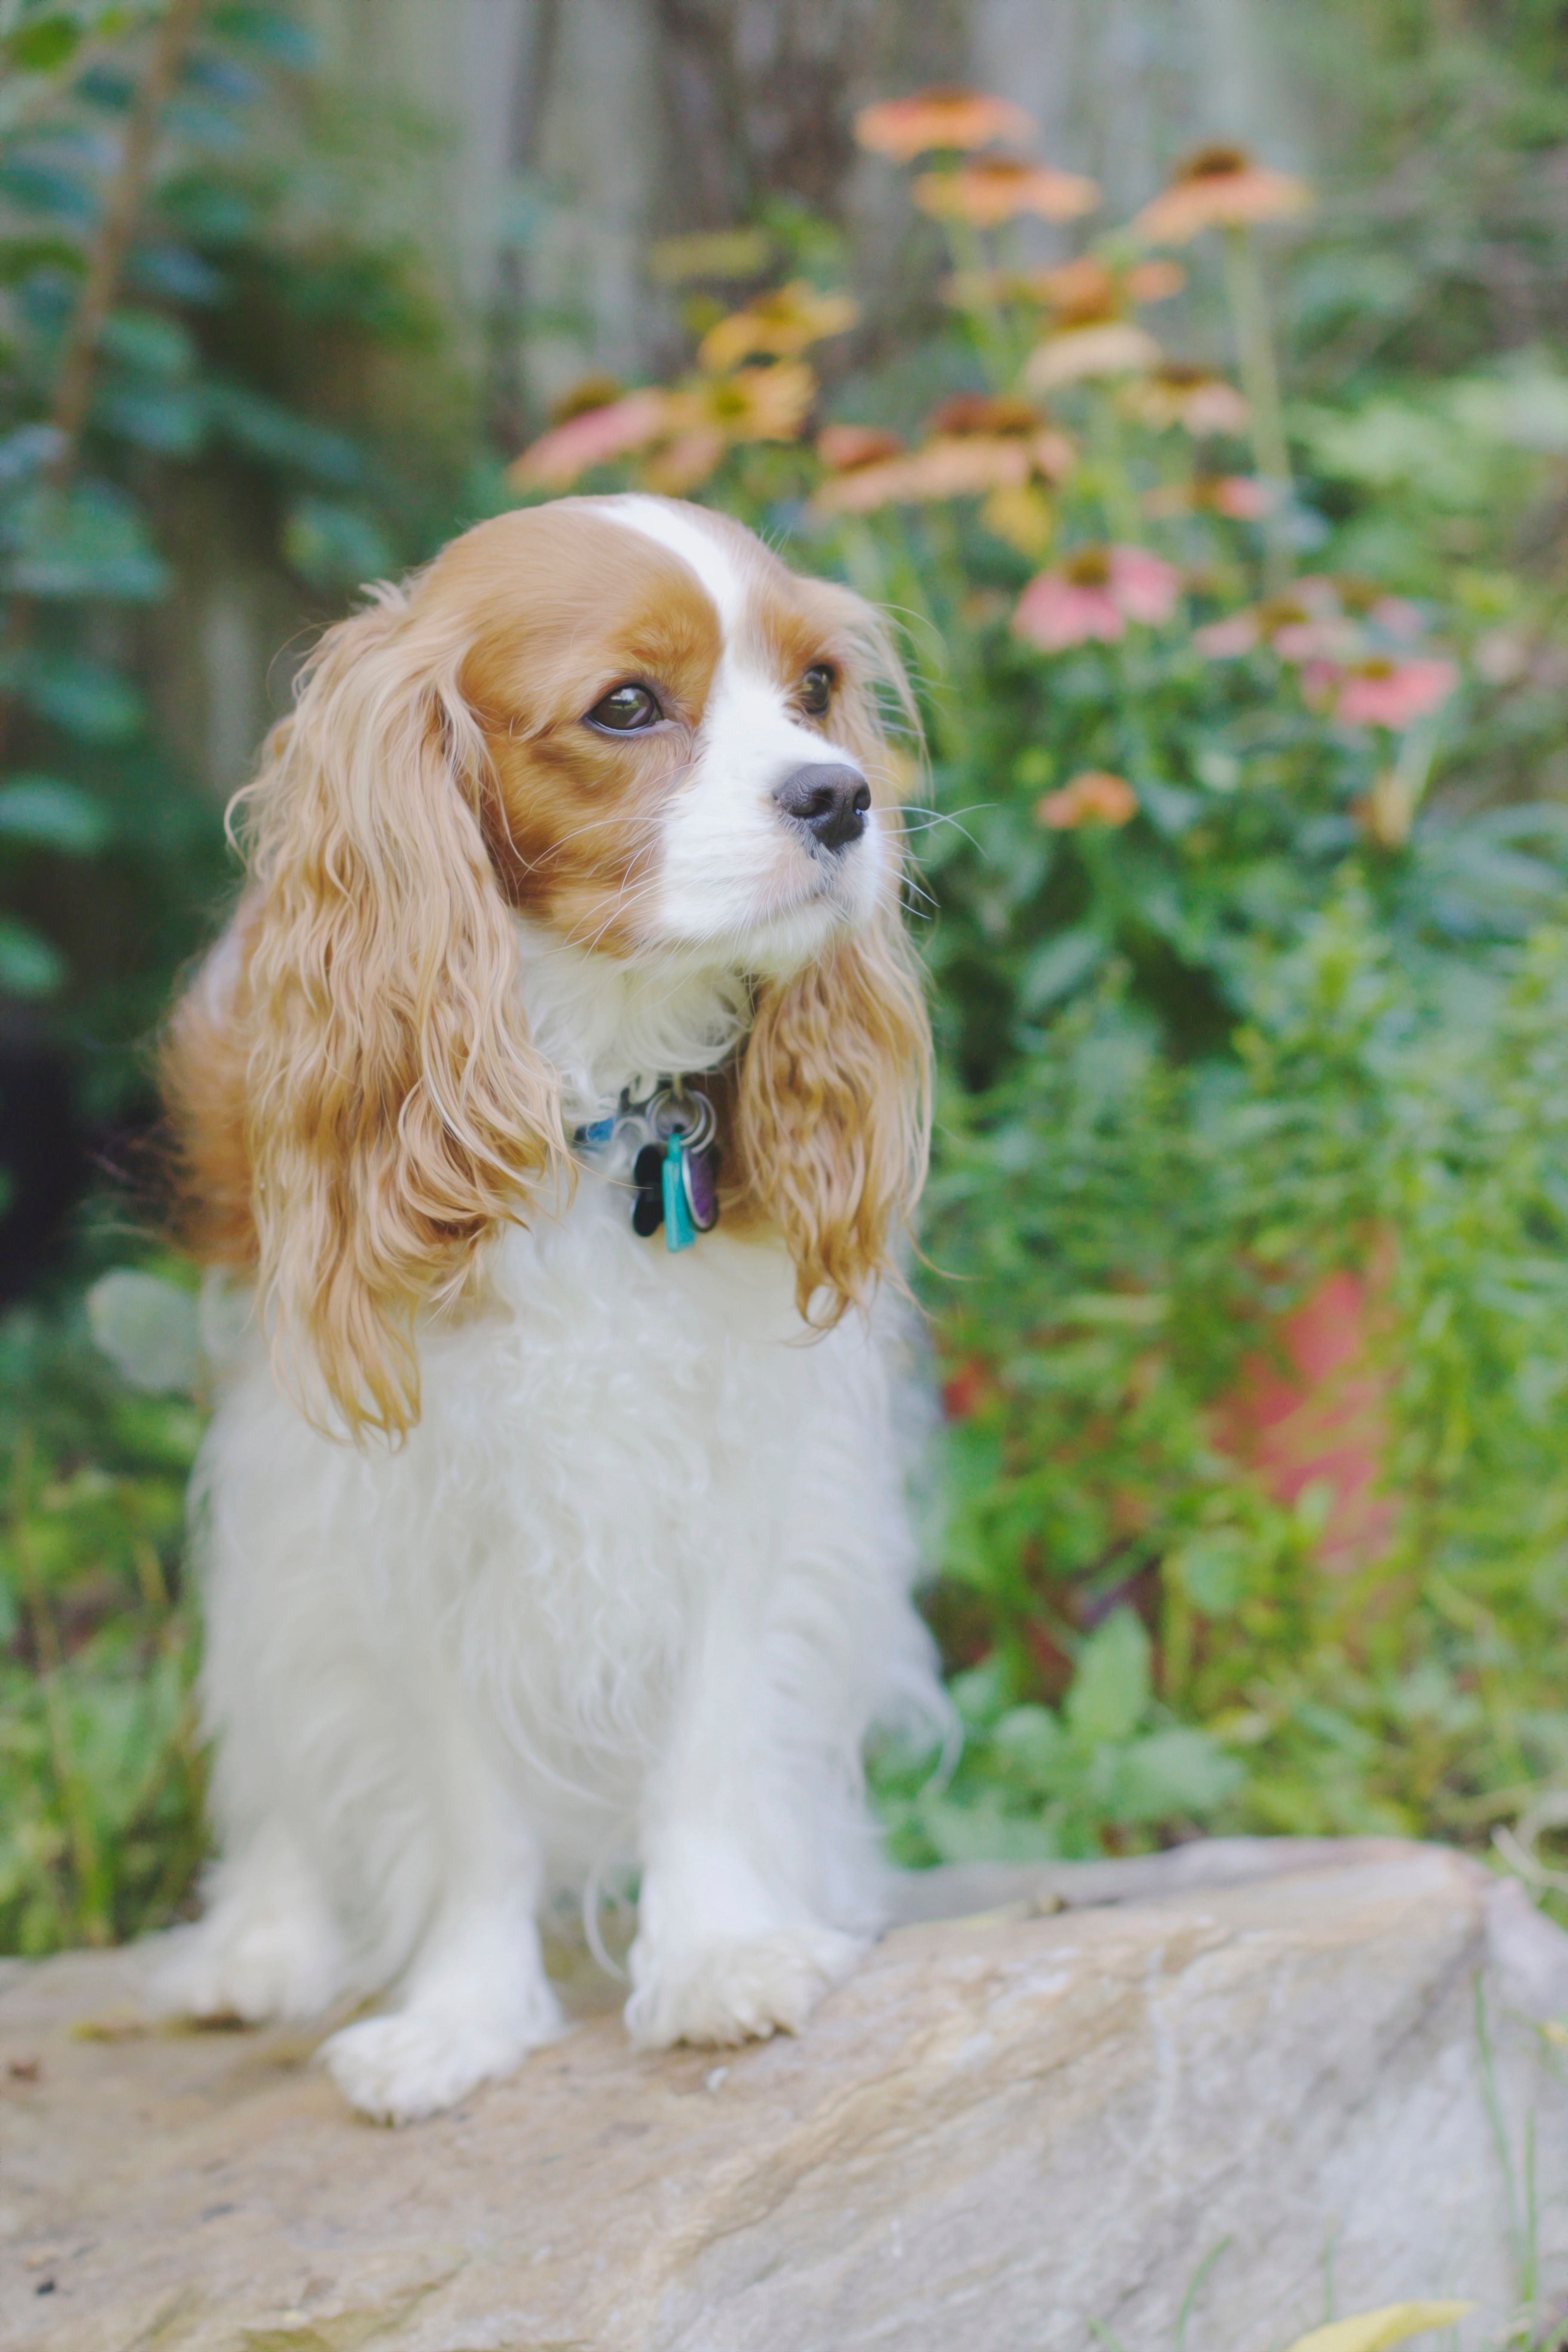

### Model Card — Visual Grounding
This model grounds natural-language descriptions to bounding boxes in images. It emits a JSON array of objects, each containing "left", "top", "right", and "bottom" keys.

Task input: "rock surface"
[{"left": 3, "top": 1839, "right": 1565, "bottom": 2352}]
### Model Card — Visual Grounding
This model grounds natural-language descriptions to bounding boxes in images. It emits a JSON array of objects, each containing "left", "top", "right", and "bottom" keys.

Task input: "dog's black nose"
[{"left": 773, "top": 763, "right": 872, "bottom": 852}]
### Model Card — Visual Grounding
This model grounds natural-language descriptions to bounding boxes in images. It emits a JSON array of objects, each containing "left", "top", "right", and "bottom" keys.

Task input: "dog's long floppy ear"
[
  {"left": 734, "top": 591, "right": 932, "bottom": 1325},
  {"left": 177, "top": 584, "right": 565, "bottom": 1440}
]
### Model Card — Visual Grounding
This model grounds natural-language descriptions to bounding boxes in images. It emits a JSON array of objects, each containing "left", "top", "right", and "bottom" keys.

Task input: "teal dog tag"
[{"left": 662, "top": 1135, "right": 697, "bottom": 1252}]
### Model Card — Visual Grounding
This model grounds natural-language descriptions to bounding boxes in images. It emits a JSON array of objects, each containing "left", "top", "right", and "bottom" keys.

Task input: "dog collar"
[{"left": 573, "top": 1082, "right": 720, "bottom": 1253}]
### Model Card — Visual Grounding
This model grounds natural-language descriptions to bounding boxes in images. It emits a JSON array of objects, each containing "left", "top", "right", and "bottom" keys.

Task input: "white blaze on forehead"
[
  {"left": 600, "top": 495, "right": 748, "bottom": 636},
  {"left": 592, "top": 494, "right": 882, "bottom": 969}
]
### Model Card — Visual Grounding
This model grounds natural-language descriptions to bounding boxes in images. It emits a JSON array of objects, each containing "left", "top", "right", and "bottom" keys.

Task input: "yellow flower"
[
  {"left": 640, "top": 360, "right": 818, "bottom": 492},
  {"left": 698, "top": 282, "right": 859, "bottom": 373},
  {"left": 915, "top": 156, "right": 1099, "bottom": 227},
  {"left": 1134, "top": 144, "right": 1313, "bottom": 245},
  {"left": 854, "top": 86, "right": 1033, "bottom": 161},
  {"left": 980, "top": 482, "right": 1054, "bottom": 557}
]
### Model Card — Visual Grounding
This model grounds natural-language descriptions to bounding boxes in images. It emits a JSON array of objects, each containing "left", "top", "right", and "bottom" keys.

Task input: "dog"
[{"left": 149, "top": 495, "right": 943, "bottom": 2122}]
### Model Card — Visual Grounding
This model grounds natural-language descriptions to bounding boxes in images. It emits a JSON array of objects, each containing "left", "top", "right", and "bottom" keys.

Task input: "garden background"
[{"left": 3, "top": 0, "right": 1568, "bottom": 1956}]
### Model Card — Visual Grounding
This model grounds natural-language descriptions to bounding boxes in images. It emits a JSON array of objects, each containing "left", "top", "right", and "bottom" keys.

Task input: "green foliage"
[
  {"left": 8, "top": 4, "right": 1568, "bottom": 1953},
  {"left": 878, "top": 1608, "right": 1243, "bottom": 1866},
  {"left": 0, "top": 0, "right": 476, "bottom": 1115},
  {"left": 0, "top": 1295, "right": 203, "bottom": 1954},
  {"left": 906, "top": 895, "right": 1568, "bottom": 1850}
]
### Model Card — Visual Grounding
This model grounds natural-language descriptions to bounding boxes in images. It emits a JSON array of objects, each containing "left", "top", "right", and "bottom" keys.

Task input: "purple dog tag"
[{"left": 683, "top": 1143, "right": 720, "bottom": 1231}]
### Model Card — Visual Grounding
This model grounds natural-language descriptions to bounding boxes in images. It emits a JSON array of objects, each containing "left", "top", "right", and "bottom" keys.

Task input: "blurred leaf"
[
  {"left": 990, "top": 1703, "right": 1069, "bottom": 1784},
  {"left": 0, "top": 919, "right": 64, "bottom": 998},
  {"left": 0, "top": 776, "right": 109, "bottom": 854},
  {"left": 1282, "top": 2306, "right": 1474, "bottom": 2352},
  {"left": 1019, "top": 926, "right": 1105, "bottom": 1014},
  {"left": 98, "top": 309, "right": 197, "bottom": 379},
  {"left": 1168, "top": 1531, "right": 1248, "bottom": 1616},
  {"left": 125, "top": 240, "right": 225, "bottom": 306},
  {"left": 1110, "top": 1728, "right": 1243, "bottom": 1821},
  {"left": 5, "top": 15, "right": 82, "bottom": 74},
  {"left": 15, "top": 652, "right": 143, "bottom": 745},
  {"left": 1065, "top": 1610, "right": 1152, "bottom": 1748},
  {"left": 2, "top": 480, "right": 169, "bottom": 601},
  {"left": 95, "top": 380, "right": 206, "bottom": 455},
  {"left": 0, "top": 237, "right": 83, "bottom": 285},
  {"left": 208, "top": 3, "right": 319, "bottom": 67},
  {"left": 207, "top": 385, "right": 362, "bottom": 483},
  {"left": 283, "top": 496, "right": 392, "bottom": 589},
  {"left": 0, "top": 423, "right": 65, "bottom": 483}
]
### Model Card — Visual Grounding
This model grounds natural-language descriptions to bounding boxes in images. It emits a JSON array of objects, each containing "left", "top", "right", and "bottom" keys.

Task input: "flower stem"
[{"left": 1221, "top": 225, "right": 1291, "bottom": 588}]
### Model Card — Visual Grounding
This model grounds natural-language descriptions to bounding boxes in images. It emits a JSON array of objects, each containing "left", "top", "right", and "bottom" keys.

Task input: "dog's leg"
[
  {"left": 624, "top": 1620, "right": 867, "bottom": 2051},
  {"left": 148, "top": 1817, "right": 349, "bottom": 2025},
  {"left": 318, "top": 1718, "right": 562, "bottom": 2125}
]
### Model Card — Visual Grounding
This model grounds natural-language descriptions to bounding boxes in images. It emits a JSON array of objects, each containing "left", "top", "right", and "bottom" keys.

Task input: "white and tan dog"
[{"left": 152, "top": 494, "right": 941, "bottom": 2122}]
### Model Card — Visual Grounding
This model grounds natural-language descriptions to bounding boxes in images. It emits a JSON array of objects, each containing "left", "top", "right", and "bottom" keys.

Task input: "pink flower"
[
  {"left": 1210, "top": 475, "right": 1272, "bottom": 519},
  {"left": 1335, "top": 658, "right": 1458, "bottom": 730},
  {"left": 1014, "top": 543, "right": 1181, "bottom": 652},
  {"left": 1368, "top": 596, "right": 1424, "bottom": 643},
  {"left": 509, "top": 389, "right": 673, "bottom": 489},
  {"left": 1194, "top": 611, "right": 1260, "bottom": 658},
  {"left": 1110, "top": 545, "right": 1182, "bottom": 623},
  {"left": 1272, "top": 619, "right": 1357, "bottom": 663}
]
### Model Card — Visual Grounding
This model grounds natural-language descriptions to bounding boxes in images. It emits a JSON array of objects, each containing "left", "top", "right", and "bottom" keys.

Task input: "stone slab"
[{"left": 2, "top": 1841, "right": 1564, "bottom": 2352}]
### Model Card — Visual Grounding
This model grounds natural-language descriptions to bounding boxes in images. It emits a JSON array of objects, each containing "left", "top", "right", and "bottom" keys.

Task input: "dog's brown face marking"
[
  {"left": 433, "top": 499, "right": 889, "bottom": 960},
  {"left": 443, "top": 506, "right": 723, "bottom": 954}
]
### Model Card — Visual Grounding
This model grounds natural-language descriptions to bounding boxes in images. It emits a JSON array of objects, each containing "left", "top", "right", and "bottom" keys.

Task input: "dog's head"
[{"left": 165, "top": 496, "right": 930, "bottom": 1437}]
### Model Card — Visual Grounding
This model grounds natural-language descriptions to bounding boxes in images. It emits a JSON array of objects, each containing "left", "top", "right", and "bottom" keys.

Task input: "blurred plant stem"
[{"left": 1222, "top": 224, "right": 1292, "bottom": 588}]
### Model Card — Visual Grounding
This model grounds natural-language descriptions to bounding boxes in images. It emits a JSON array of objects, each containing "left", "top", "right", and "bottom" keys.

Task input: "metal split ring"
[{"left": 647, "top": 1084, "right": 716, "bottom": 1154}]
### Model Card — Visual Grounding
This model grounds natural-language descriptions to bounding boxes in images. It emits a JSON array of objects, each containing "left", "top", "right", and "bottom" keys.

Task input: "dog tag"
[
  {"left": 631, "top": 1142, "right": 665, "bottom": 1237},
  {"left": 683, "top": 1141, "right": 720, "bottom": 1232},
  {"left": 663, "top": 1135, "right": 697, "bottom": 1252}
]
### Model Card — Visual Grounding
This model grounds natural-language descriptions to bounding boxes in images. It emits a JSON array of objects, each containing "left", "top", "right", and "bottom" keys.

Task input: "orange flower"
[
  {"left": 1037, "top": 771, "right": 1139, "bottom": 829},
  {"left": 915, "top": 156, "right": 1099, "bottom": 227},
  {"left": 927, "top": 392, "right": 1041, "bottom": 435},
  {"left": 698, "top": 281, "right": 858, "bottom": 372},
  {"left": 854, "top": 87, "right": 1033, "bottom": 161},
  {"left": 817, "top": 423, "right": 904, "bottom": 472},
  {"left": 813, "top": 394, "right": 1074, "bottom": 524},
  {"left": 508, "top": 388, "right": 675, "bottom": 490},
  {"left": 1026, "top": 321, "right": 1161, "bottom": 390},
  {"left": 925, "top": 392, "right": 1075, "bottom": 481},
  {"left": 1133, "top": 144, "right": 1312, "bottom": 245},
  {"left": 1032, "top": 254, "right": 1185, "bottom": 324},
  {"left": 814, "top": 435, "right": 1032, "bottom": 514},
  {"left": 1124, "top": 363, "right": 1250, "bottom": 436}
]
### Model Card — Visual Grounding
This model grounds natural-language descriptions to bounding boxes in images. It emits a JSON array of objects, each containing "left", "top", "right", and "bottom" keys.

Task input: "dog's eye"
[
  {"left": 587, "top": 683, "right": 662, "bottom": 732},
  {"left": 800, "top": 664, "right": 834, "bottom": 718}
]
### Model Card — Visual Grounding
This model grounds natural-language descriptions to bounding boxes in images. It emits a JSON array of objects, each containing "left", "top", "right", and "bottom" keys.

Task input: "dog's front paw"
[
  {"left": 625, "top": 1925, "right": 863, "bottom": 2051},
  {"left": 147, "top": 1905, "right": 345, "bottom": 2027},
  {"left": 320, "top": 1996, "right": 563, "bottom": 2125}
]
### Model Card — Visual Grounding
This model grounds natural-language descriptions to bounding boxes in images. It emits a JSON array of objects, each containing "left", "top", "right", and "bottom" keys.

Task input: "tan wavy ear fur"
[
  {"left": 734, "top": 596, "right": 932, "bottom": 1323},
  {"left": 163, "top": 587, "right": 565, "bottom": 1439}
]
